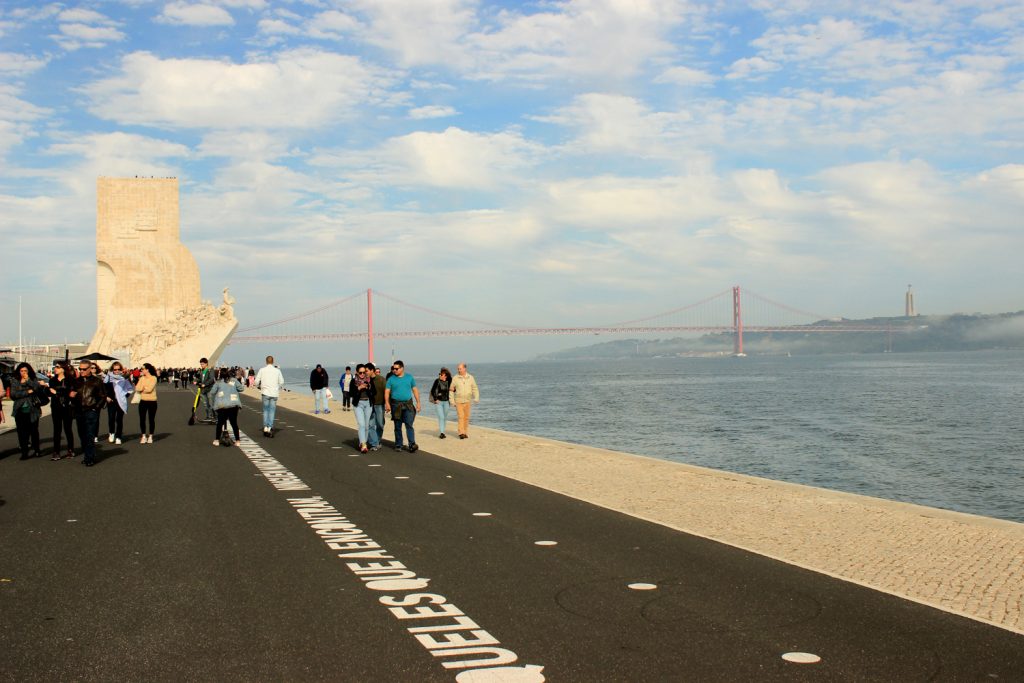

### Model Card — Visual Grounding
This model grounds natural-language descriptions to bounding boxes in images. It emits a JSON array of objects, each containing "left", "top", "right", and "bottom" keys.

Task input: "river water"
[{"left": 280, "top": 351, "right": 1024, "bottom": 523}]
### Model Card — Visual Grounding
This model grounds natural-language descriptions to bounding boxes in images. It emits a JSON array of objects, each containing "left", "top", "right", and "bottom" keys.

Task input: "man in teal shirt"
[{"left": 384, "top": 360, "right": 420, "bottom": 452}]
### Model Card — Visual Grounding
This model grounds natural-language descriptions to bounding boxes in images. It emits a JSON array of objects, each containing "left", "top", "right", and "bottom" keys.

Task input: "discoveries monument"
[{"left": 86, "top": 177, "right": 237, "bottom": 367}]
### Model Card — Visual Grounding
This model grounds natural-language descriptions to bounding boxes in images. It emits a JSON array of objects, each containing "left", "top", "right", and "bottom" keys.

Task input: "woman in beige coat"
[{"left": 449, "top": 363, "right": 480, "bottom": 439}]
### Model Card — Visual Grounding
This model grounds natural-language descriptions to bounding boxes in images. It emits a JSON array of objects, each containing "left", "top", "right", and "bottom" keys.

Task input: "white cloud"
[
  {"left": 50, "top": 6, "right": 124, "bottom": 49},
  {"left": 314, "top": 127, "right": 542, "bottom": 190},
  {"left": 258, "top": 17, "right": 300, "bottom": 35},
  {"left": 345, "top": 0, "right": 475, "bottom": 67},
  {"left": 654, "top": 65, "right": 715, "bottom": 87},
  {"left": 538, "top": 93, "right": 696, "bottom": 158},
  {"left": 725, "top": 56, "right": 780, "bottom": 80},
  {"left": 408, "top": 105, "right": 457, "bottom": 119},
  {"left": 0, "top": 52, "right": 49, "bottom": 75},
  {"left": 0, "top": 83, "right": 50, "bottom": 159},
  {"left": 82, "top": 49, "right": 396, "bottom": 130},
  {"left": 306, "top": 10, "right": 360, "bottom": 38},
  {"left": 158, "top": 3, "right": 235, "bottom": 27},
  {"left": 57, "top": 8, "right": 112, "bottom": 24}
]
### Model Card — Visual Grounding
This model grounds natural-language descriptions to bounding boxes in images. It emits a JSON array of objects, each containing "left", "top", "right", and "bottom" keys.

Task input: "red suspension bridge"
[{"left": 231, "top": 287, "right": 903, "bottom": 363}]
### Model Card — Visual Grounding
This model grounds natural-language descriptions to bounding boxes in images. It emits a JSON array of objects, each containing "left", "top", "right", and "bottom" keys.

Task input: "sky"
[{"left": 1, "top": 0, "right": 1023, "bottom": 364}]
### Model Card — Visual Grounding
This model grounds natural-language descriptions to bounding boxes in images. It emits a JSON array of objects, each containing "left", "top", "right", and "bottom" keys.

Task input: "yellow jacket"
[{"left": 449, "top": 373, "right": 479, "bottom": 404}]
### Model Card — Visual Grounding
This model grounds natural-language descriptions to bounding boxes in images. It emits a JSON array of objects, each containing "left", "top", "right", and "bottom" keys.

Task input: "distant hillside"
[{"left": 535, "top": 311, "right": 1024, "bottom": 359}]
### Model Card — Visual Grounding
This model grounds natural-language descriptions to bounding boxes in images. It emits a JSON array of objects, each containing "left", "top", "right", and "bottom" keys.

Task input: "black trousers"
[
  {"left": 15, "top": 411, "right": 41, "bottom": 457},
  {"left": 52, "top": 404, "right": 75, "bottom": 453},
  {"left": 107, "top": 402, "right": 125, "bottom": 439},
  {"left": 139, "top": 401, "right": 158, "bottom": 435},
  {"left": 216, "top": 407, "right": 240, "bottom": 441}
]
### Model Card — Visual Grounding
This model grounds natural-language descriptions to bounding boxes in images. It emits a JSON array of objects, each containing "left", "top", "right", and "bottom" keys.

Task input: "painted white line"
[
  {"left": 331, "top": 446, "right": 343, "bottom": 450},
  {"left": 782, "top": 652, "right": 821, "bottom": 664},
  {"left": 472, "top": 513, "right": 492, "bottom": 517},
  {"left": 534, "top": 541, "right": 557, "bottom": 546},
  {"left": 395, "top": 476, "right": 410, "bottom": 480},
  {"left": 295, "top": 429, "right": 304, "bottom": 432},
  {"left": 236, "top": 433, "right": 310, "bottom": 491},
  {"left": 317, "top": 440, "right": 327, "bottom": 443},
  {"left": 66, "top": 519, "right": 78, "bottom": 523},
  {"left": 446, "top": 475, "right": 453, "bottom": 479},
  {"left": 368, "top": 464, "right": 382, "bottom": 467},
  {"left": 428, "top": 492, "right": 445, "bottom": 496},
  {"left": 305, "top": 435, "right": 316, "bottom": 437},
  {"left": 628, "top": 583, "right": 657, "bottom": 591},
  {"left": 349, "top": 454, "right": 361, "bottom": 457}
]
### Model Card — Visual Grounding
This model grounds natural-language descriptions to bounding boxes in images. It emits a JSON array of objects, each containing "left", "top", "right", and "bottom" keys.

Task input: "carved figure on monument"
[
  {"left": 220, "top": 287, "right": 235, "bottom": 318},
  {"left": 86, "top": 178, "right": 238, "bottom": 367}
]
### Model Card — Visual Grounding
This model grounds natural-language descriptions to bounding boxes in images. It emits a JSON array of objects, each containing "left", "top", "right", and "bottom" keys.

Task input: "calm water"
[{"left": 280, "top": 351, "right": 1024, "bottom": 523}]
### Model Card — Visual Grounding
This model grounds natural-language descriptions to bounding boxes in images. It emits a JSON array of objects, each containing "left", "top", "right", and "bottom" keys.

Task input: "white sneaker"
[
  {"left": 115, "top": 438, "right": 122, "bottom": 445},
  {"left": 108, "top": 434, "right": 115, "bottom": 443},
  {"left": 140, "top": 436, "right": 146, "bottom": 444},
  {"left": 212, "top": 439, "right": 220, "bottom": 446},
  {"left": 147, "top": 435, "right": 153, "bottom": 444},
  {"left": 94, "top": 437, "right": 99, "bottom": 443}
]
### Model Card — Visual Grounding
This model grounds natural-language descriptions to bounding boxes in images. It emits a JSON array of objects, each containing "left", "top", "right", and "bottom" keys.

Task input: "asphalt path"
[{"left": 1, "top": 389, "right": 1022, "bottom": 682}]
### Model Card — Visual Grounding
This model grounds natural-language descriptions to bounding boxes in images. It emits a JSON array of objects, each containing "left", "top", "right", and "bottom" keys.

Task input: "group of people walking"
[
  {"left": 305, "top": 360, "right": 480, "bottom": 453},
  {"left": 2, "top": 359, "right": 160, "bottom": 466},
  {"left": 3, "top": 354, "right": 481, "bottom": 463}
]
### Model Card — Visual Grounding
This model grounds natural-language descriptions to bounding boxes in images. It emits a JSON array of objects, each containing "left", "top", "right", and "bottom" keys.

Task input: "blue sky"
[{"left": 2, "top": 0, "right": 1023, "bottom": 363}]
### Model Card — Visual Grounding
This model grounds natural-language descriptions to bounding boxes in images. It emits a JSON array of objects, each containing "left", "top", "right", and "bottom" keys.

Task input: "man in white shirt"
[{"left": 254, "top": 355, "right": 285, "bottom": 437}]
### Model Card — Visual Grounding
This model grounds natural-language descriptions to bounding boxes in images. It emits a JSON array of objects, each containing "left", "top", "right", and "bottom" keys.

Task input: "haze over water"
[{"left": 281, "top": 350, "right": 1024, "bottom": 524}]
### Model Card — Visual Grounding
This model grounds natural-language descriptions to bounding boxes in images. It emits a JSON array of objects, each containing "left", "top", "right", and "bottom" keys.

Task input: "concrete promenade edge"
[{"left": 271, "top": 390, "right": 1024, "bottom": 635}]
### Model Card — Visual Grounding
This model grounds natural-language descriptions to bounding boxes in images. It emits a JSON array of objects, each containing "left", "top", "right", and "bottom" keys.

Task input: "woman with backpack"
[{"left": 212, "top": 367, "right": 245, "bottom": 446}]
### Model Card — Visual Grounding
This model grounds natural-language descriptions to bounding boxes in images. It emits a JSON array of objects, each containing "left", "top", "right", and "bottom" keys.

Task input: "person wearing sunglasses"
[{"left": 383, "top": 360, "right": 420, "bottom": 452}]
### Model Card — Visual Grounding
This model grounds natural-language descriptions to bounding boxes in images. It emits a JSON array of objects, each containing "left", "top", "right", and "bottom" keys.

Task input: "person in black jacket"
[
  {"left": 48, "top": 361, "right": 76, "bottom": 460},
  {"left": 10, "top": 362, "right": 44, "bottom": 459},
  {"left": 71, "top": 361, "right": 106, "bottom": 466},
  {"left": 429, "top": 367, "right": 452, "bottom": 439},
  {"left": 309, "top": 364, "right": 330, "bottom": 414},
  {"left": 348, "top": 364, "right": 376, "bottom": 453}
]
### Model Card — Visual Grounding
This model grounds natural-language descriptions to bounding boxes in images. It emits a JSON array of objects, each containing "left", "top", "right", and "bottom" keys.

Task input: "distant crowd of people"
[{"left": 2, "top": 355, "right": 480, "bottom": 464}]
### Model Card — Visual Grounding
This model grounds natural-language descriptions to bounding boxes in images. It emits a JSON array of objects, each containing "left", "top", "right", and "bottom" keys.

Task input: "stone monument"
[{"left": 86, "top": 177, "right": 237, "bottom": 367}]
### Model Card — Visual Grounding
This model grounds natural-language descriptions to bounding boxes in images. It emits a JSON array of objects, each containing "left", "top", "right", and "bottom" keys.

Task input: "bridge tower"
[
  {"left": 733, "top": 285, "right": 744, "bottom": 356},
  {"left": 367, "top": 288, "right": 375, "bottom": 363}
]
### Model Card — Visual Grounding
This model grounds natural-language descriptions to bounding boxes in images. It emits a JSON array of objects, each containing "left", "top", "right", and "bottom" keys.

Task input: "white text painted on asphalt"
[
  {"left": 237, "top": 433, "right": 310, "bottom": 491},
  {"left": 287, "top": 496, "right": 544, "bottom": 681}
]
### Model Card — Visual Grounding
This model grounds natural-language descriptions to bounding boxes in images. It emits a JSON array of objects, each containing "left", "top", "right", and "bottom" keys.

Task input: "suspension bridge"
[{"left": 230, "top": 287, "right": 904, "bottom": 362}]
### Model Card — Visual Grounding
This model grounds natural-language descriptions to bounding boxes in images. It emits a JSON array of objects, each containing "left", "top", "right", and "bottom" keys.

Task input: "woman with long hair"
[
  {"left": 10, "top": 362, "right": 44, "bottom": 459},
  {"left": 102, "top": 361, "right": 133, "bottom": 445},
  {"left": 136, "top": 363, "right": 158, "bottom": 444},
  {"left": 48, "top": 361, "right": 76, "bottom": 460},
  {"left": 429, "top": 367, "right": 452, "bottom": 439}
]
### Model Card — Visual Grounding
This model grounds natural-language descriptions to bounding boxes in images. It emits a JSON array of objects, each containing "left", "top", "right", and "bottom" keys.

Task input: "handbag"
[
  {"left": 325, "top": 388, "right": 334, "bottom": 400},
  {"left": 131, "top": 391, "right": 141, "bottom": 405}
]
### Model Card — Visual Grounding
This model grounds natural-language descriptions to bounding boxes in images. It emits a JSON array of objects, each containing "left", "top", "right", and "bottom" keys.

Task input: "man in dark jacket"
[
  {"left": 367, "top": 363, "right": 386, "bottom": 451},
  {"left": 70, "top": 361, "right": 106, "bottom": 467},
  {"left": 309, "top": 364, "right": 330, "bottom": 414},
  {"left": 196, "top": 357, "right": 216, "bottom": 423}
]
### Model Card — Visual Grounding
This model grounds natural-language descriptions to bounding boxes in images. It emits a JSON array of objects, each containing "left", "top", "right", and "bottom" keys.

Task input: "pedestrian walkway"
[
  {"left": 3, "top": 391, "right": 1021, "bottom": 681},
  {"left": 274, "top": 390, "right": 1024, "bottom": 635}
]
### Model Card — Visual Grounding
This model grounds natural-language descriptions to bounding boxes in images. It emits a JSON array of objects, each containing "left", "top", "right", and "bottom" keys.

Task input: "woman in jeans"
[
  {"left": 48, "top": 361, "right": 76, "bottom": 459},
  {"left": 136, "top": 363, "right": 158, "bottom": 444},
  {"left": 429, "top": 367, "right": 452, "bottom": 439},
  {"left": 348, "top": 364, "right": 376, "bottom": 453},
  {"left": 212, "top": 368, "right": 244, "bottom": 446},
  {"left": 10, "top": 362, "right": 44, "bottom": 459}
]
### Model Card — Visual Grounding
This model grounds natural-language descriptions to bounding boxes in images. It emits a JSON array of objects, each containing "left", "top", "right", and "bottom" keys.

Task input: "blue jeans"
[
  {"left": 371, "top": 404, "right": 385, "bottom": 444},
  {"left": 313, "top": 388, "right": 326, "bottom": 412},
  {"left": 77, "top": 409, "right": 100, "bottom": 464},
  {"left": 353, "top": 401, "right": 372, "bottom": 446},
  {"left": 262, "top": 395, "right": 278, "bottom": 429},
  {"left": 434, "top": 401, "right": 449, "bottom": 435},
  {"left": 392, "top": 403, "right": 416, "bottom": 448}
]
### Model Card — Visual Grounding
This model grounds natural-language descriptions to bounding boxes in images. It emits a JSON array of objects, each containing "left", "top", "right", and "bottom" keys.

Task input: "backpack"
[{"left": 35, "top": 383, "right": 50, "bottom": 407}]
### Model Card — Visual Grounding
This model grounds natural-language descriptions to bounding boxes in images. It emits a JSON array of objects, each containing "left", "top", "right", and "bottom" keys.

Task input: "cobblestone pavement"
[{"left": 279, "top": 391, "right": 1024, "bottom": 635}]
